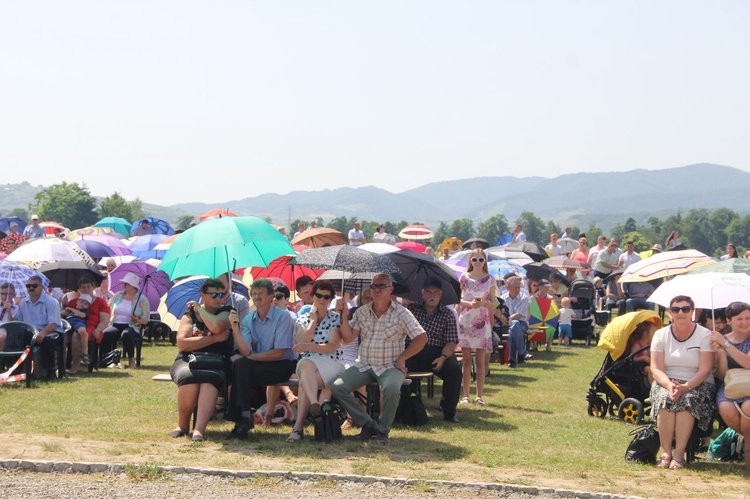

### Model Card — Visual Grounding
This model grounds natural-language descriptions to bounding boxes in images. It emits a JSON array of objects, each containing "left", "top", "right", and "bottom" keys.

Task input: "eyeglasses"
[
  {"left": 370, "top": 283, "right": 391, "bottom": 290},
  {"left": 669, "top": 306, "right": 693, "bottom": 314},
  {"left": 314, "top": 292, "right": 333, "bottom": 300},
  {"left": 274, "top": 293, "right": 286, "bottom": 300},
  {"left": 25, "top": 284, "right": 40, "bottom": 290},
  {"left": 471, "top": 257, "right": 485, "bottom": 263},
  {"left": 205, "top": 291, "right": 226, "bottom": 299}
]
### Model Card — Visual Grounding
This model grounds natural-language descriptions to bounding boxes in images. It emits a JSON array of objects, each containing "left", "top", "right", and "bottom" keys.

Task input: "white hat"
[
  {"left": 31, "top": 214, "right": 39, "bottom": 220},
  {"left": 120, "top": 272, "right": 141, "bottom": 289},
  {"left": 9, "top": 221, "right": 18, "bottom": 228},
  {"left": 77, "top": 293, "right": 93, "bottom": 304}
]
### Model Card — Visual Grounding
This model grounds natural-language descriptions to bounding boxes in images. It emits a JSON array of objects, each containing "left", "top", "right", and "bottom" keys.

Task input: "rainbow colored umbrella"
[{"left": 529, "top": 297, "right": 560, "bottom": 342}]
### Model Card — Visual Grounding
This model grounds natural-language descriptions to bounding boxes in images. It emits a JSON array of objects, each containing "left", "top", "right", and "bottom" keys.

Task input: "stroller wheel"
[
  {"left": 618, "top": 398, "right": 644, "bottom": 424},
  {"left": 587, "top": 397, "right": 607, "bottom": 419}
]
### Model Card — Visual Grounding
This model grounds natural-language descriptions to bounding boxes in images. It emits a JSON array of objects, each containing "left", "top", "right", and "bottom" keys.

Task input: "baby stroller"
[
  {"left": 586, "top": 311, "right": 662, "bottom": 424},
  {"left": 568, "top": 279, "right": 596, "bottom": 346}
]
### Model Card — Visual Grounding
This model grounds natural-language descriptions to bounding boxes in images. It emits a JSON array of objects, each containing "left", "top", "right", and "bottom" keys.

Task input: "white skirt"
[{"left": 296, "top": 355, "right": 345, "bottom": 387}]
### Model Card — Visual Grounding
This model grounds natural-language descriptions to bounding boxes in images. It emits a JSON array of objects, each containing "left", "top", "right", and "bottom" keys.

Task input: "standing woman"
[
  {"left": 458, "top": 248, "right": 496, "bottom": 406},
  {"left": 711, "top": 302, "right": 750, "bottom": 467},
  {"left": 721, "top": 244, "right": 739, "bottom": 261},
  {"left": 286, "top": 280, "right": 344, "bottom": 442},
  {"left": 650, "top": 295, "right": 715, "bottom": 469}
]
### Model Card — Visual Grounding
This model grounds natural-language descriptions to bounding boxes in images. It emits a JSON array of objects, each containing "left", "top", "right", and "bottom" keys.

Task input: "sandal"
[
  {"left": 669, "top": 458, "right": 685, "bottom": 470},
  {"left": 656, "top": 455, "right": 672, "bottom": 468},
  {"left": 81, "top": 354, "right": 91, "bottom": 365},
  {"left": 285, "top": 392, "right": 298, "bottom": 405},
  {"left": 475, "top": 397, "right": 486, "bottom": 406},
  {"left": 459, "top": 397, "right": 470, "bottom": 405},
  {"left": 286, "top": 429, "right": 303, "bottom": 442}
]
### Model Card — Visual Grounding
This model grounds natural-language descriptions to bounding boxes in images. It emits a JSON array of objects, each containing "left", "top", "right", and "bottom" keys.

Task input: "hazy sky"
[{"left": 2, "top": 1, "right": 748, "bottom": 206}]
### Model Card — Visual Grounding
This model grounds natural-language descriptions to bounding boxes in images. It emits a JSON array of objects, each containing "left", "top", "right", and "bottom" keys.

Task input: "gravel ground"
[{"left": 0, "top": 469, "right": 584, "bottom": 498}]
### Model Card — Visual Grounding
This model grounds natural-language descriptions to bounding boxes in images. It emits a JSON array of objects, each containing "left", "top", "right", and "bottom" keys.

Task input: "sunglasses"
[
  {"left": 25, "top": 284, "right": 40, "bottom": 290},
  {"left": 370, "top": 283, "right": 391, "bottom": 290},
  {"left": 206, "top": 291, "right": 226, "bottom": 299},
  {"left": 728, "top": 302, "right": 750, "bottom": 312},
  {"left": 471, "top": 257, "right": 485, "bottom": 263},
  {"left": 314, "top": 292, "right": 333, "bottom": 300},
  {"left": 274, "top": 293, "right": 286, "bottom": 300},
  {"left": 669, "top": 305, "right": 693, "bottom": 314}
]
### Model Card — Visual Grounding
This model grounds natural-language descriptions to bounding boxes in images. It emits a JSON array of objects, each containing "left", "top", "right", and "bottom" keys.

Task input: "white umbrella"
[
  {"left": 620, "top": 249, "right": 715, "bottom": 283},
  {"left": 359, "top": 243, "right": 401, "bottom": 255},
  {"left": 649, "top": 272, "right": 750, "bottom": 310},
  {"left": 5, "top": 238, "right": 95, "bottom": 267}
]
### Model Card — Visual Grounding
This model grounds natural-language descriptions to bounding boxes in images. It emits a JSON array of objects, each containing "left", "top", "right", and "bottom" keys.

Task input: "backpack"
[
  {"left": 625, "top": 423, "right": 660, "bottom": 464},
  {"left": 396, "top": 388, "right": 429, "bottom": 426}
]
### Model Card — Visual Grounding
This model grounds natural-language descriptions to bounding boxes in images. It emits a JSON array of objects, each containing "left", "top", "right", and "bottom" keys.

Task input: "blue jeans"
[
  {"left": 508, "top": 320, "right": 528, "bottom": 364},
  {"left": 626, "top": 298, "right": 654, "bottom": 313}
]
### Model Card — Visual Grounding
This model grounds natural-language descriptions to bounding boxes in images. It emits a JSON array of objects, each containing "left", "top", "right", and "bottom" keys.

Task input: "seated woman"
[
  {"left": 711, "top": 301, "right": 750, "bottom": 468},
  {"left": 286, "top": 280, "right": 344, "bottom": 442},
  {"left": 628, "top": 320, "right": 657, "bottom": 385},
  {"left": 169, "top": 278, "right": 232, "bottom": 442},
  {"left": 100, "top": 272, "right": 151, "bottom": 369},
  {"left": 650, "top": 295, "right": 715, "bottom": 469}
]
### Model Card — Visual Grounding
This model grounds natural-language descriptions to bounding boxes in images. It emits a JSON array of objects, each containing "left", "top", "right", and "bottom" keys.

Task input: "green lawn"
[{"left": 1, "top": 339, "right": 748, "bottom": 497}]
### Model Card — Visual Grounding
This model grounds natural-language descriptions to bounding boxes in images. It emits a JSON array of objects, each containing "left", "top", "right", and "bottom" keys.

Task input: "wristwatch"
[{"left": 724, "top": 339, "right": 732, "bottom": 348}]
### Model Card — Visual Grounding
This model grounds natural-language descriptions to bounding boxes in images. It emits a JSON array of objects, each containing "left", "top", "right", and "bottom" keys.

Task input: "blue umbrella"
[
  {"left": 131, "top": 217, "right": 175, "bottom": 236},
  {"left": 488, "top": 259, "right": 527, "bottom": 279},
  {"left": 496, "top": 234, "right": 513, "bottom": 246},
  {"left": 165, "top": 276, "right": 249, "bottom": 319},
  {"left": 128, "top": 234, "right": 168, "bottom": 259},
  {"left": 0, "top": 217, "right": 27, "bottom": 234},
  {"left": 0, "top": 261, "right": 49, "bottom": 298}
]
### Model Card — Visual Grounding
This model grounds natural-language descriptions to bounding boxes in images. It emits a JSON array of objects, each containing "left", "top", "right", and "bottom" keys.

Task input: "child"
[
  {"left": 558, "top": 297, "right": 576, "bottom": 347},
  {"left": 629, "top": 321, "right": 657, "bottom": 385},
  {"left": 63, "top": 293, "right": 92, "bottom": 364}
]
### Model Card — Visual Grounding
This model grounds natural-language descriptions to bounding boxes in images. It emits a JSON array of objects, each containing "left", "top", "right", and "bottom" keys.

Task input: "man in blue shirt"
[
  {"left": 16, "top": 276, "right": 63, "bottom": 380},
  {"left": 22, "top": 215, "right": 46, "bottom": 239},
  {"left": 226, "top": 278, "right": 296, "bottom": 439}
]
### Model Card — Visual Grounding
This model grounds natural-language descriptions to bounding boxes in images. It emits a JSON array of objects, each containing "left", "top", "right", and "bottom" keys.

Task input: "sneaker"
[
  {"left": 523, "top": 353, "right": 533, "bottom": 361},
  {"left": 459, "top": 396, "right": 470, "bottom": 404}
]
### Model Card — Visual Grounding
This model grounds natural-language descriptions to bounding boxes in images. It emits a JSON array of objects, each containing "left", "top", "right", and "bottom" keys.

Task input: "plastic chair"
[{"left": 0, "top": 321, "right": 39, "bottom": 387}]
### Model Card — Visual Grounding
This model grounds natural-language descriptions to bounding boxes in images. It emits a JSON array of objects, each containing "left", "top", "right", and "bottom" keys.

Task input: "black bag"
[
  {"left": 625, "top": 423, "right": 660, "bottom": 464},
  {"left": 396, "top": 389, "right": 429, "bottom": 426},
  {"left": 187, "top": 351, "right": 225, "bottom": 370},
  {"left": 313, "top": 401, "right": 346, "bottom": 443},
  {"left": 98, "top": 349, "right": 122, "bottom": 368}
]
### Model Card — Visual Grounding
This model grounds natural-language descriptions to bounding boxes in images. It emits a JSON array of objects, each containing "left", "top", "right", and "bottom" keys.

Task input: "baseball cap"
[
  {"left": 77, "top": 294, "right": 93, "bottom": 304},
  {"left": 538, "top": 279, "right": 551, "bottom": 287},
  {"left": 422, "top": 277, "right": 442, "bottom": 290},
  {"left": 31, "top": 215, "right": 39, "bottom": 220}
]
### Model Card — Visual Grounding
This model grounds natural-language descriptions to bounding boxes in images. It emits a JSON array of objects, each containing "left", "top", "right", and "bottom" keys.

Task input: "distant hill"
[{"left": 2, "top": 164, "right": 748, "bottom": 231}]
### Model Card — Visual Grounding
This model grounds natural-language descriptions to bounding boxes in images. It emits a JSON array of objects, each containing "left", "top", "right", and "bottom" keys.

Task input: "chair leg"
[{"left": 136, "top": 337, "right": 142, "bottom": 367}]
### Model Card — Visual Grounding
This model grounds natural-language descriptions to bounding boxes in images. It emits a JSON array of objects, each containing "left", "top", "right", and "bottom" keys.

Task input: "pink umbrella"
[{"left": 394, "top": 241, "right": 426, "bottom": 253}]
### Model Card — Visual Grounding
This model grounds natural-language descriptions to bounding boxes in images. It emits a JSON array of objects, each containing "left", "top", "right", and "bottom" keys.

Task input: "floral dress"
[{"left": 458, "top": 273, "right": 496, "bottom": 350}]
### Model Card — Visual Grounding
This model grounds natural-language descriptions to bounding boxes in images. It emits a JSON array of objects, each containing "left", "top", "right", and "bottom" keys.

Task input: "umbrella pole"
[{"left": 133, "top": 274, "right": 149, "bottom": 315}]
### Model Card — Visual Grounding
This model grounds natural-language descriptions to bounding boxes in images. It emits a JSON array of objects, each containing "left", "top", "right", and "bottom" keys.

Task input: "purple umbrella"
[
  {"left": 74, "top": 235, "right": 133, "bottom": 259},
  {"left": 109, "top": 261, "right": 173, "bottom": 313},
  {"left": 127, "top": 234, "right": 168, "bottom": 259}
]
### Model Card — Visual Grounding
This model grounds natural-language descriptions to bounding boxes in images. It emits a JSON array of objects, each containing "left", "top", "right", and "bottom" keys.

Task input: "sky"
[{"left": 1, "top": 1, "right": 749, "bottom": 207}]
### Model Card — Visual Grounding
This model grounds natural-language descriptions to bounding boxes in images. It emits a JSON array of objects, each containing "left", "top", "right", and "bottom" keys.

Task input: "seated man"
[
  {"left": 16, "top": 276, "right": 64, "bottom": 380},
  {"left": 623, "top": 281, "right": 656, "bottom": 313},
  {"left": 501, "top": 276, "right": 533, "bottom": 368},
  {"left": 332, "top": 274, "right": 427, "bottom": 444},
  {"left": 604, "top": 273, "right": 626, "bottom": 316},
  {"left": 226, "top": 278, "right": 297, "bottom": 439}
]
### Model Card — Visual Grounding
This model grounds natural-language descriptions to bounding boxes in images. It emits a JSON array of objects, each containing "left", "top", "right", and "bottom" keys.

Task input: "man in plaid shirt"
[
  {"left": 406, "top": 277, "right": 462, "bottom": 423},
  {"left": 333, "top": 274, "right": 427, "bottom": 444}
]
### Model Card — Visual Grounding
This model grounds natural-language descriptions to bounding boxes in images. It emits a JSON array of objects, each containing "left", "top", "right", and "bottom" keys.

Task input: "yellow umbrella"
[
  {"left": 598, "top": 310, "right": 662, "bottom": 360},
  {"left": 437, "top": 237, "right": 463, "bottom": 255}
]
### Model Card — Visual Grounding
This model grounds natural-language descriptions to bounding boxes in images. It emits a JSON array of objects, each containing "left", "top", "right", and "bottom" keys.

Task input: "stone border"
[{"left": 0, "top": 459, "right": 643, "bottom": 499}]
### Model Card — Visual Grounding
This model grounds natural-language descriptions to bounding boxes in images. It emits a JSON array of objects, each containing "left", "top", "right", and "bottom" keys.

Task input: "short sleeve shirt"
[
  {"left": 241, "top": 305, "right": 296, "bottom": 361},
  {"left": 296, "top": 310, "right": 343, "bottom": 363},
  {"left": 650, "top": 324, "right": 713, "bottom": 382}
]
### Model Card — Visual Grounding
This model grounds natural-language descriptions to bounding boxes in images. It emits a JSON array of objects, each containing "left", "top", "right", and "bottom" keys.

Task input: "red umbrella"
[
  {"left": 249, "top": 255, "right": 325, "bottom": 289},
  {"left": 199, "top": 208, "right": 238, "bottom": 221},
  {"left": 40, "top": 221, "right": 68, "bottom": 235},
  {"left": 394, "top": 241, "right": 425, "bottom": 253},
  {"left": 398, "top": 224, "right": 433, "bottom": 241}
]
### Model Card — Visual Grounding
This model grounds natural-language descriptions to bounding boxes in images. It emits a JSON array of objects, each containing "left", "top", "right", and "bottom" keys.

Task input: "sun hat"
[
  {"left": 77, "top": 293, "right": 93, "bottom": 304},
  {"left": 651, "top": 244, "right": 663, "bottom": 252},
  {"left": 120, "top": 272, "right": 141, "bottom": 289}
]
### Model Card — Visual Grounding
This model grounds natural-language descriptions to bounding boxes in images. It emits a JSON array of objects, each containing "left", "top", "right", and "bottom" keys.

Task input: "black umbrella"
[
  {"left": 503, "top": 241, "right": 549, "bottom": 262},
  {"left": 385, "top": 249, "right": 461, "bottom": 305},
  {"left": 461, "top": 238, "right": 490, "bottom": 250},
  {"left": 294, "top": 245, "right": 400, "bottom": 274},
  {"left": 317, "top": 270, "right": 410, "bottom": 296},
  {"left": 39, "top": 261, "right": 104, "bottom": 290},
  {"left": 602, "top": 270, "right": 624, "bottom": 285},
  {"left": 522, "top": 262, "right": 570, "bottom": 286}
]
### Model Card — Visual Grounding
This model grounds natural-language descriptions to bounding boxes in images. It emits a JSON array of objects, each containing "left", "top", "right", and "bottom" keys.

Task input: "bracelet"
[
  {"left": 685, "top": 382, "right": 692, "bottom": 391},
  {"left": 440, "top": 354, "right": 448, "bottom": 359}
]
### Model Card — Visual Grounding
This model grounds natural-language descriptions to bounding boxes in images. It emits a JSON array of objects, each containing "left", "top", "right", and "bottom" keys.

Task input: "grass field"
[{"left": 1, "top": 339, "right": 748, "bottom": 497}]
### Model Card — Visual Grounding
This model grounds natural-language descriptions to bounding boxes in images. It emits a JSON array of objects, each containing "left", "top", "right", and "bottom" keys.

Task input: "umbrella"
[
  {"left": 127, "top": 234, "right": 169, "bottom": 259},
  {"left": 545, "top": 256, "right": 592, "bottom": 271},
  {"left": 619, "top": 249, "right": 715, "bottom": 283},
  {"left": 437, "top": 237, "right": 463, "bottom": 255},
  {"left": 597, "top": 310, "right": 662, "bottom": 361},
  {"left": 68, "top": 226, "right": 119, "bottom": 239},
  {"left": 394, "top": 241, "right": 426, "bottom": 253},
  {"left": 502, "top": 241, "right": 550, "bottom": 262},
  {"left": 383, "top": 249, "right": 461, "bottom": 305},
  {"left": 95, "top": 217, "right": 132, "bottom": 236},
  {"left": 130, "top": 217, "right": 175, "bottom": 236},
  {"left": 487, "top": 259, "right": 527, "bottom": 279},
  {"left": 290, "top": 228, "right": 348, "bottom": 248},
  {"left": 158, "top": 216, "right": 295, "bottom": 280},
  {"left": 74, "top": 235, "right": 133, "bottom": 259},
  {"left": 358, "top": 243, "right": 401, "bottom": 255},
  {"left": 496, "top": 234, "right": 513, "bottom": 246},
  {"left": 398, "top": 224, "right": 433, "bottom": 241},
  {"left": 557, "top": 238, "right": 579, "bottom": 254},
  {"left": 248, "top": 255, "right": 325, "bottom": 289},
  {"left": 0, "top": 233, "right": 28, "bottom": 254},
  {"left": 317, "top": 269, "right": 410, "bottom": 296},
  {"left": 109, "top": 261, "right": 173, "bottom": 313},
  {"left": 602, "top": 270, "right": 624, "bottom": 285},
  {"left": 0, "top": 217, "right": 27, "bottom": 233},
  {"left": 0, "top": 260, "right": 49, "bottom": 298},
  {"left": 529, "top": 297, "right": 560, "bottom": 342},
  {"left": 294, "top": 245, "right": 400, "bottom": 275},
  {"left": 153, "top": 233, "right": 182, "bottom": 252},
  {"left": 461, "top": 238, "right": 490, "bottom": 250},
  {"left": 39, "top": 261, "right": 104, "bottom": 290},
  {"left": 164, "top": 275, "right": 248, "bottom": 319},
  {"left": 5, "top": 238, "right": 95, "bottom": 266},
  {"left": 199, "top": 208, "right": 238, "bottom": 221},
  {"left": 486, "top": 246, "right": 535, "bottom": 265},
  {"left": 523, "top": 262, "right": 569, "bottom": 285},
  {"left": 648, "top": 272, "right": 750, "bottom": 310},
  {"left": 688, "top": 258, "right": 750, "bottom": 277},
  {"left": 39, "top": 221, "right": 68, "bottom": 235}
]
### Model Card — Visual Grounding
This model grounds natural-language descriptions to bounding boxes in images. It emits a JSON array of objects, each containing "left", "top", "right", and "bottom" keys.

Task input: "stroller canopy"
[{"left": 598, "top": 310, "right": 662, "bottom": 360}]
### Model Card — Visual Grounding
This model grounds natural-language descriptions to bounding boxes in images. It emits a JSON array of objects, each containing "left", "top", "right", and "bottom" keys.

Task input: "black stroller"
[
  {"left": 568, "top": 279, "right": 597, "bottom": 346},
  {"left": 586, "top": 311, "right": 662, "bottom": 424}
]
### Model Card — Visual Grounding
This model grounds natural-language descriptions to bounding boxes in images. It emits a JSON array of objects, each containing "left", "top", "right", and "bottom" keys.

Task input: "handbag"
[
  {"left": 187, "top": 351, "right": 225, "bottom": 370},
  {"left": 625, "top": 423, "right": 660, "bottom": 464},
  {"left": 313, "top": 401, "right": 346, "bottom": 443},
  {"left": 724, "top": 368, "right": 750, "bottom": 400},
  {"left": 396, "top": 388, "right": 429, "bottom": 426}
]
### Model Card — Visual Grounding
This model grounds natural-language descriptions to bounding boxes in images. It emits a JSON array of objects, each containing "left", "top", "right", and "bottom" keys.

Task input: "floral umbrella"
[
  {"left": 487, "top": 259, "right": 527, "bottom": 279},
  {"left": 0, "top": 233, "right": 28, "bottom": 254},
  {"left": 529, "top": 296, "right": 560, "bottom": 343}
]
